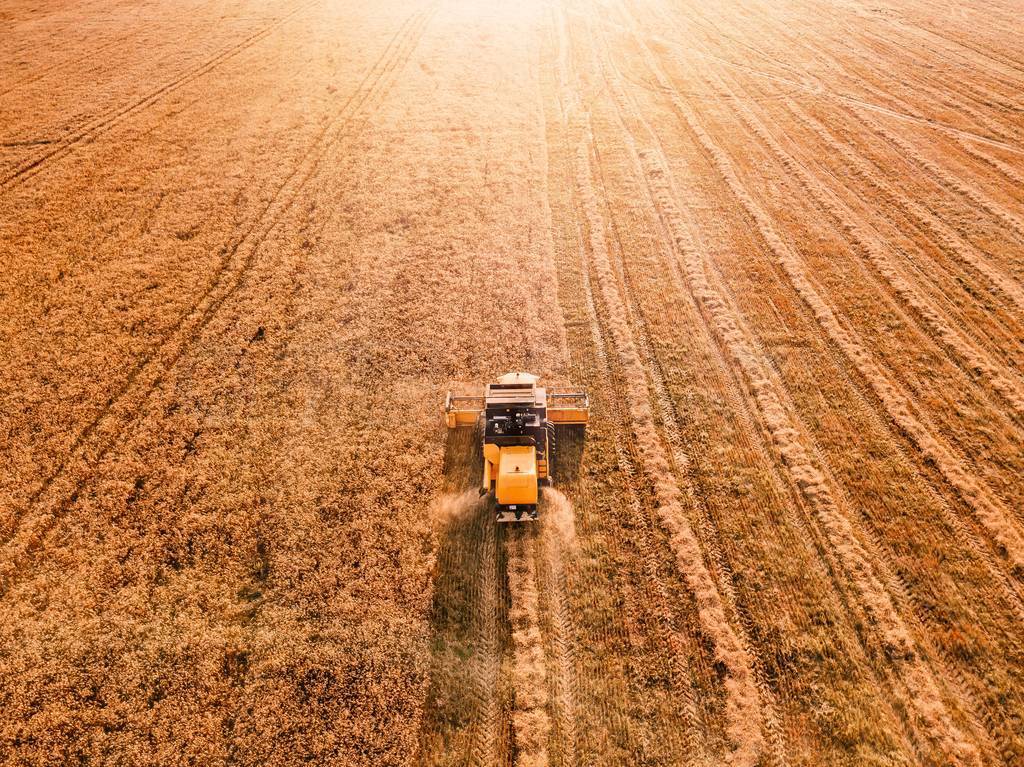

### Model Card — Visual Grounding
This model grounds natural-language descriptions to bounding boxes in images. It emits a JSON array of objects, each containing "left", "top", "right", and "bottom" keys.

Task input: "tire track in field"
[
  {"left": 575, "top": 146, "right": 703, "bottom": 762},
  {"left": 27, "top": 2, "right": 433, "bottom": 495},
  {"left": 506, "top": 530, "right": 550, "bottom": 767},
  {"left": 833, "top": 22, "right": 1024, "bottom": 145},
  {"left": 782, "top": 0, "right": 1024, "bottom": 143},
  {"left": 716, "top": 77, "right": 1024, "bottom": 501},
  {"left": 821, "top": 32, "right": 1023, "bottom": 151},
  {"left": 624, "top": 4, "right": 1024, "bottom": 760},
  {"left": 815, "top": 40, "right": 1024, "bottom": 176},
  {"left": 580, "top": 25, "right": 789, "bottom": 761},
  {"left": 595, "top": 12, "right": 982, "bottom": 762},
  {"left": 742, "top": 0, "right": 1024, "bottom": 616},
  {"left": 957, "top": 140, "right": 1024, "bottom": 194},
  {"left": 779, "top": 0, "right": 1024, "bottom": 103},
  {"left": 884, "top": 9, "right": 1024, "bottom": 83},
  {"left": 418, "top": 440, "right": 510, "bottom": 767},
  {"left": 655, "top": 1, "right": 821, "bottom": 97},
  {"left": 647, "top": 0, "right": 1024, "bottom": 737},
  {"left": 787, "top": 101, "right": 1024, "bottom": 324},
  {"left": 641, "top": 0, "right": 1024, "bottom": 617},
  {"left": 878, "top": 29, "right": 1024, "bottom": 119},
  {"left": 0, "top": 4, "right": 438, "bottom": 593},
  {"left": 722, "top": 85, "right": 1024, "bottom": 422},
  {"left": 0, "top": 37, "right": 124, "bottom": 98},
  {"left": 855, "top": 110, "right": 1024, "bottom": 244},
  {"left": 537, "top": 503, "right": 578, "bottom": 767},
  {"left": 618, "top": 22, "right": 1024, "bottom": 752},
  {"left": 654, "top": 0, "right": 1024, "bottom": 159},
  {"left": 647, "top": 83, "right": 1007, "bottom": 767},
  {"left": 549, "top": 12, "right": 704, "bottom": 760},
  {"left": 683, "top": 208, "right": 1024, "bottom": 750},
  {"left": 593, "top": 152, "right": 787, "bottom": 766},
  {"left": 0, "top": 0, "right": 225, "bottom": 99},
  {"left": 470, "top": 513, "right": 506, "bottom": 767},
  {"left": 684, "top": 0, "right": 1024, "bottom": 212},
  {"left": 623, "top": 17, "right": 1024, "bottom": 578},
  {"left": 575, "top": 232, "right": 703, "bottom": 762},
  {"left": 556, "top": 20, "right": 767, "bottom": 764},
  {"left": 817, "top": 107, "right": 1024, "bottom": 337},
  {"left": 639, "top": 143, "right": 983, "bottom": 767},
  {"left": 571, "top": 106, "right": 766, "bottom": 767},
  {"left": 0, "top": 0, "right": 317, "bottom": 193},
  {"left": 837, "top": 55, "right": 1024, "bottom": 197}
]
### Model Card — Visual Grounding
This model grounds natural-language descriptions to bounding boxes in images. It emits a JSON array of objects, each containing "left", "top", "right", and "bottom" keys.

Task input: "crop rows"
[{"left": 3, "top": 0, "right": 1023, "bottom": 764}]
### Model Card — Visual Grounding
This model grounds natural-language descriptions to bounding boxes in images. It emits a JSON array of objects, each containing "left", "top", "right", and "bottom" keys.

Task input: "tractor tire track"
[
  {"left": 549, "top": 10, "right": 709, "bottom": 761},
  {"left": 0, "top": 0, "right": 226, "bottom": 99},
  {"left": 638, "top": 140, "right": 981, "bottom": 766},
  {"left": 537, "top": 512, "right": 578, "bottom": 767},
  {"left": 0, "top": 0, "right": 318, "bottom": 193},
  {"left": 14, "top": 2, "right": 433, "bottom": 498},
  {"left": 552, "top": 23, "right": 753, "bottom": 765},
  {"left": 470, "top": 513, "right": 507, "bottom": 767},
  {"left": 639, "top": 0, "right": 1024, "bottom": 616},
  {"left": 579, "top": 235, "right": 705, "bottom": 761},
  {"left": 592, "top": 158, "right": 788, "bottom": 766},
  {"left": 569, "top": 97, "right": 766, "bottom": 767},
  {"left": 506, "top": 530, "right": 550, "bottom": 767},
  {"left": 620, "top": 3, "right": 1024, "bottom": 759},
  {"left": 723, "top": 87, "right": 1024, "bottom": 423},
  {"left": 787, "top": 2, "right": 1023, "bottom": 141},
  {"left": 957, "top": 140, "right": 1024, "bottom": 195},
  {"left": 804, "top": 29, "right": 1024, "bottom": 179},
  {"left": 0, "top": 37, "right": 124, "bottom": 99},
  {"left": 627, "top": 23, "right": 1024, "bottom": 576},
  {"left": 580, "top": 27, "right": 790, "bottom": 762},
  {"left": 588, "top": 10, "right": 943, "bottom": 761},
  {"left": 576, "top": 213, "right": 706, "bottom": 765},
  {"left": 418, "top": 437, "right": 509, "bottom": 767},
  {"left": 886, "top": 9, "right": 1024, "bottom": 84},
  {"left": 595, "top": 11, "right": 985, "bottom": 762},
  {"left": 666, "top": 0, "right": 1024, "bottom": 158},
  {"left": 639, "top": 51, "right": 1020, "bottom": 766},
  {"left": 622, "top": 25, "right": 1024, "bottom": 757},
  {"left": 782, "top": 0, "right": 1024, "bottom": 100},
  {"left": 855, "top": 110, "right": 1024, "bottom": 244},
  {"left": 0, "top": 4, "right": 438, "bottom": 593},
  {"left": 595, "top": 17, "right": 934, "bottom": 764},
  {"left": 841, "top": 24, "right": 1024, "bottom": 145},
  {"left": 576, "top": 138, "right": 703, "bottom": 763},
  {"left": 788, "top": 102, "right": 1024, "bottom": 327}
]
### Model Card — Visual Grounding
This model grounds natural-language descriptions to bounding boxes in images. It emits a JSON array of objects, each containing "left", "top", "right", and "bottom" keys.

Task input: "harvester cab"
[{"left": 445, "top": 372, "right": 588, "bottom": 522}]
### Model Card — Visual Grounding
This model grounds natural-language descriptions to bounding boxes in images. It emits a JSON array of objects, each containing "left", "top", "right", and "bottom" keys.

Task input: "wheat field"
[{"left": 2, "top": 0, "right": 1024, "bottom": 765}]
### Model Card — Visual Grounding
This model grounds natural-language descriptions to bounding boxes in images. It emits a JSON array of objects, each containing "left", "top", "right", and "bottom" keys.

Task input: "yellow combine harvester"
[{"left": 445, "top": 372, "right": 588, "bottom": 522}]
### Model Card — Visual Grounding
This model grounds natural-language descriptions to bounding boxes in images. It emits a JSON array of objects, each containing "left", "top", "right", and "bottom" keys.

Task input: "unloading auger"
[{"left": 444, "top": 372, "right": 589, "bottom": 522}]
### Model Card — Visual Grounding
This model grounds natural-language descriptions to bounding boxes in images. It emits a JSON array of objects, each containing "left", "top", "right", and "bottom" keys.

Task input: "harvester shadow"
[
  {"left": 417, "top": 427, "right": 512, "bottom": 765},
  {"left": 551, "top": 425, "right": 585, "bottom": 487},
  {"left": 440, "top": 425, "right": 481, "bottom": 494}
]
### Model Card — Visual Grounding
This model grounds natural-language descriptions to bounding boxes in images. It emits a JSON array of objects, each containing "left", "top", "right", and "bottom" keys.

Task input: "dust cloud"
[
  {"left": 430, "top": 489, "right": 481, "bottom": 528},
  {"left": 541, "top": 487, "right": 576, "bottom": 547}
]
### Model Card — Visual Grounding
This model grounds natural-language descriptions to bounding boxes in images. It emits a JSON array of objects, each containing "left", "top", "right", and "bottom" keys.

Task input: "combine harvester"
[{"left": 445, "top": 372, "right": 589, "bottom": 522}]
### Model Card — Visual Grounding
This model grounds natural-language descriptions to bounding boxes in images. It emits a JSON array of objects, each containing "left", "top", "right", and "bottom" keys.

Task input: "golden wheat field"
[{"left": 3, "top": 0, "right": 1024, "bottom": 764}]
